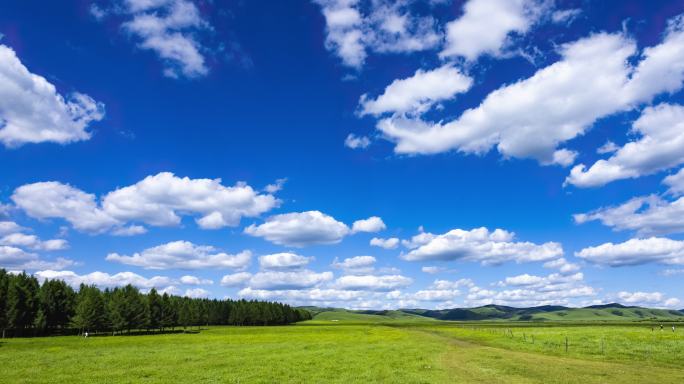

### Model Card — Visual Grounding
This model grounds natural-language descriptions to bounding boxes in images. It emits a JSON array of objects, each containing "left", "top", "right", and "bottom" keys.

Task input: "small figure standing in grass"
[
  {"left": 673, "top": 326, "right": 676, "bottom": 333},
  {"left": 85, "top": 332, "right": 88, "bottom": 338},
  {"left": 660, "top": 324, "right": 664, "bottom": 331}
]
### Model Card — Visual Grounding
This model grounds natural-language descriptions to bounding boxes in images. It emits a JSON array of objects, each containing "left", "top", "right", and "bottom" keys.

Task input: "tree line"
[{"left": 0, "top": 269, "right": 311, "bottom": 337}]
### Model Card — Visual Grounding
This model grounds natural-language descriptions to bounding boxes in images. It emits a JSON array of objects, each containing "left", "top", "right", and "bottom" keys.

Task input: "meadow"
[{"left": 2, "top": 315, "right": 684, "bottom": 383}]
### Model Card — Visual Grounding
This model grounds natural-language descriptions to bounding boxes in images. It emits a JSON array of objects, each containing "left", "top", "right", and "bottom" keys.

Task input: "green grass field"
[{"left": 3, "top": 311, "right": 684, "bottom": 384}]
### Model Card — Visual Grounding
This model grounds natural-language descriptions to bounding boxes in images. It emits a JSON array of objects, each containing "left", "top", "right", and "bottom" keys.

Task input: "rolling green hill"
[
  {"left": 303, "top": 304, "right": 684, "bottom": 323},
  {"left": 401, "top": 303, "right": 684, "bottom": 322},
  {"left": 302, "top": 307, "right": 436, "bottom": 323}
]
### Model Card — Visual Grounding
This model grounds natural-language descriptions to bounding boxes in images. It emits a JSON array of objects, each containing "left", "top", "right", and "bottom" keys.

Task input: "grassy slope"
[
  {"left": 405, "top": 304, "right": 684, "bottom": 322},
  {"left": 2, "top": 323, "right": 684, "bottom": 383},
  {"left": 309, "top": 308, "right": 436, "bottom": 323}
]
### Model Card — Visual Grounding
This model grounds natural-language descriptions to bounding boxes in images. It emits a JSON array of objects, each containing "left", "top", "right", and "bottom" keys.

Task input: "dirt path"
[{"left": 403, "top": 326, "right": 684, "bottom": 384}]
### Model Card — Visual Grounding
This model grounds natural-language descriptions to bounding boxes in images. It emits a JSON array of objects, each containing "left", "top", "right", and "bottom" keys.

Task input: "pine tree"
[
  {"left": 38, "top": 279, "right": 76, "bottom": 332},
  {"left": 0, "top": 269, "right": 8, "bottom": 338},
  {"left": 72, "top": 285, "right": 107, "bottom": 334},
  {"left": 6, "top": 272, "right": 39, "bottom": 336},
  {"left": 147, "top": 288, "right": 162, "bottom": 332}
]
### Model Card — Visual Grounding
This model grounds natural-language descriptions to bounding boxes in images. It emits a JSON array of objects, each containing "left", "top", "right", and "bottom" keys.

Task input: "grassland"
[{"left": 2, "top": 311, "right": 684, "bottom": 383}]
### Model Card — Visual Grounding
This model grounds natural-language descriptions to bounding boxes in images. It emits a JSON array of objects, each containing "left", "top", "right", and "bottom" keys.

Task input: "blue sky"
[{"left": 1, "top": 0, "right": 684, "bottom": 309}]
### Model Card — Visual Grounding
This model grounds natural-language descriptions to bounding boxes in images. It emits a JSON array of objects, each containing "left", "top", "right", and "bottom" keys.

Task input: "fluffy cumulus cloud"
[
  {"left": 440, "top": 0, "right": 545, "bottom": 60},
  {"left": 331, "top": 255, "right": 376, "bottom": 273},
  {"left": 0, "top": 246, "right": 74, "bottom": 271},
  {"left": 93, "top": 0, "right": 211, "bottom": 78},
  {"left": 258, "top": 252, "right": 313, "bottom": 270},
  {"left": 0, "top": 221, "right": 23, "bottom": 235},
  {"left": 376, "top": 15, "right": 684, "bottom": 166},
  {"left": 615, "top": 291, "right": 681, "bottom": 309},
  {"left": 0, "top": 44, "right": 104, "bottom": 147},
  {"left": 567, "top": 104, "right": 684, "bottom": 187},
  {"left": 106, "top": 240, "right": 252, "bottom": 270},
  {"left": 351, "top": 216, "right": 386, "bottom": 233},
  {"left": 574, "top": 194, "right": 684, "bottom": 236},
  {"left": 184, "top": 288, "right": 210, "bottom": 298},
  {"left": 576, "top": 237, "right": 684, "bottom": 267},
  {"left": 247, "top": 270, "right": 334, "bottom": 290},
  {"left": 34, "top": 269, "right": 174, "bottom": 289},
  {"left": 180, "top": 275, "right": 213, "bottom": 285},
  {"left": 0, "top": 233, "right": 68, "bottom": 251},
  {"left": 0, "top": 221, "right": 73, "bottom": 271},
  {"left": 245, "top": 210, "right": 350, "bottom": 247},
  {"left": 466, "top": 273, "right": 595, "bottom": 307},
  {"left": 401, "top": 227, "right": 563, "bottom": 265},
  {"left": 344, "top": 133, "right": 371, "bottom": 149},
  {"left": 358, "top": 65, "right": 472, "bottom": 116},
  {"left": 314, "top": 0, "right": 440, "bottom": 69},
  {"left": 11, "top": 172, "right": 279, "bottom": 234},
  {"left": 664, "top": 168, "right": 684, "bottom": 196},
  {"left": 370, "top": 237, "right": 399, "bottom": 249},
  {"left": 220, "top": 272, "right": 252, "bottom": 287},
  {"left": 542, "top": 257, "right": 580, "bottom": 274},
  {"left": 334, "top": 274, "right": 412, "bottom": 291}
]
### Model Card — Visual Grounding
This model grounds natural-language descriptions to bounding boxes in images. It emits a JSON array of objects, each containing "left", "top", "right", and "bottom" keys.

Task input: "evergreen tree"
[
  {"left": 147, "top": 288, "right": 162, "bottom": 332},
  {"left": 38, "top": 279, "right": 75, "bottom": 332},
  {"left": 108, "top": 285, "right": 147, "bottom": 334},
  {"left": 6, "top": 272, "right": 39, "bottom": 336},
  {"left": 0, "top": 269, "right": 8, "bottom": 338},
  {"left": 72, "top": 285, "right": 107, "bottom": 334}
]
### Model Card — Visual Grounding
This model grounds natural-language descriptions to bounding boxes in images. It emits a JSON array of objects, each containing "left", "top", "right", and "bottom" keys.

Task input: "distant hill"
[
  {"left": 403, "top": 303, "right": 684, "bottom": 322},
  {"left": 301, "top": 306, "right": 436, "bottom": 323},
  {"left": 302, "top": 303, "right": 684, "bottom": 323}
]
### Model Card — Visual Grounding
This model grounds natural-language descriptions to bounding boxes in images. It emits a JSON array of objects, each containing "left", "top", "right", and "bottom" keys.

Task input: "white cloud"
[
  {"left": 0, "top": 233, "right": 68, "bottom": 251},
  {"left": 370, "top": 237, "right": 399, "bottom": 249},
  {"left": 220, "top": 272, "right": 252, "bottom": 287},
  {"left": 248, "top": 270, "right": 334, "bottom": 290},
  {"left": 34, "top": 269, "right": 173, "bottom": 289},
  {"left": 334, "top": 274, "right": 412, "bottom": 291},
  {"left": 377, "top": 16, "right": 684, "bottom": 166},
  {"left": 98, "top": 0, "right": 211, "bottom": 78},
  {"left": 0, "top": 44, "right": 104, "bottom": 147},
  {"left": 245, "top": 210, "right": 350, "bottom": 247},
  {"left": 351, "top": 216, "right": 386, "bottom": 233},
  {"left": 664, "top": 168, "right": 684, "bottom": 196},
  {"left": 0, "top": 248, "right": 74, "bottom": 271},
  {"left": 432, "top": 278, "right": 474, "bottom": 290},
  {"left": 401, "top": 227, "right": 563, "bottom": 265},
  {"left": 567, "top": 104, "right": 684, "bottom": 187},
  {"left": 344, "top": 133, "right": 371, "bottom": 149},
  {"left": 575, "top": 194, "right": 684, "bottom": 236},
  {"left": 314, "top": 0, "right": 440, "bottom": 69},
  {"left": 551, "top": 8, "right": 581, "bottom": 25},
  {"left": 421, "top": 266, "right": 443, "bottom": 274},
  {"left": 358, "top": 65, "right": 472, "bottom": 116},
  {"left": 466, "top": 275, "right": 595, "bottom": 307},
  {"left": 102, "top": 172, "right": 280, "bottom": 229},
  {"left": 184, "top": 287, "right": 210, "bottom": 298},
  {"left": 616, "top": 291, "right": 681, "bottom": 309},
  {"left": 12, "top": 181, "right": 118, "bottom": 233},
  {"left": 576, "top": 237, "right": 684, "bottom": 267},
  {"left": 440, "top": 0, "right": 545, "bottom": 61},
  {"left": 237, "top": 286, "right": 367, "bottom": 305},
  {"left": 331, "top": 255, "right": 376, "bottom": 273},
  {"left": 542, "top": 257, "right": 580, "bottom": 274},
  {"left": 0, "top": 221, "right": 24, "bottom": 235},
  {"left": 180, "top": 275, "right": 213, "bottom": 285},
  {"left": 258, "top": 252, "right": 313, "bottom": 270},
  {"left": 264, "top": 178, "right": 287, "bottom": 194},
  {"left": 12, "top": 172, "right": 279, "bottom": 234},
  {"left": 106, "top": 240, "right": 252, "bottom": 270}
]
